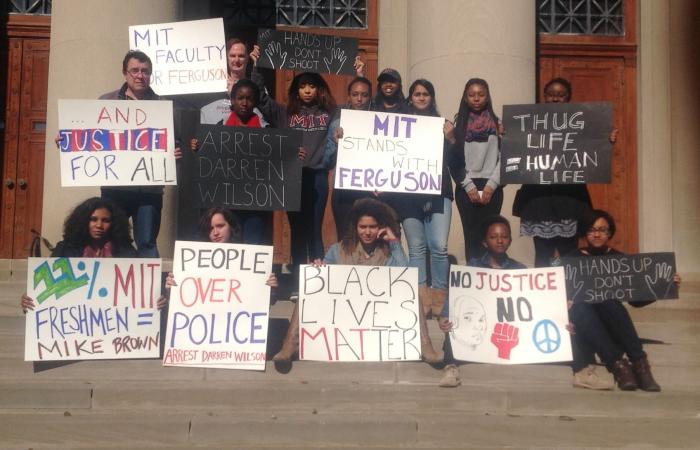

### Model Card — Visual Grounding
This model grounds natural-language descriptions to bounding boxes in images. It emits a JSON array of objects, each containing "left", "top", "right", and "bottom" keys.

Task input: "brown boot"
[
  {"left": 273, "top": 303, "right": 299, "bottom": 370},
  {"left": 611, "top": 359, "right": 638, "bottom": 391},
  {"left": 418, "top": 305, "right": 442, "bottom": 364},
  {"left": 419, "top": 286, "right": 432, "bottom": 318},
  {"left": 431, "top": 288, "right": 447, "bottom": 318},
  {"left": 632, "top": 357, "right": 661, "bottom": 392}
]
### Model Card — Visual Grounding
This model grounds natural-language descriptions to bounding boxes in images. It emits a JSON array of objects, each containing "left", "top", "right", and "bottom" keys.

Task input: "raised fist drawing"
[
  {"left": 264, "top": 41, "right": 287, "bottom": 69},
  {"left": 324, "top": 48, "right": 348, "bottom": 74},
  {"left": 491, "top": 322, "right": 519, "bottom": 360}
]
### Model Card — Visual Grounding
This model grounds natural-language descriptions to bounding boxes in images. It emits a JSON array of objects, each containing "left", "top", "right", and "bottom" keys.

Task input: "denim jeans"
[
  {"left": 288, "top": 168, "right": 328, "bottom": 266},
  {"left": 402, "top": 197, "right": 452, "bottom": 289},
  {"left": 102, "top": 188, "right": 161, "bottom": 257}
]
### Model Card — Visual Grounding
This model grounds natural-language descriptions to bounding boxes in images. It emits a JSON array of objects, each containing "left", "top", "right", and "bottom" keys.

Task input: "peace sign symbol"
[{"left": 532, "top": 320, "right": 561, "bottom": 354}]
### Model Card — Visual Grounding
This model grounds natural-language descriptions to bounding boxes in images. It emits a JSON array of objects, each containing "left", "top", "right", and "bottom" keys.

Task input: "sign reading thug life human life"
[
  {"left": 58, "top": 99, "right": 176, "bottom": 187},
  {"left": 500, "top": 102, "right": 613, "bottom": 184},
  {"left": 299, "top": 265, "right": 421, "bottom": 361},
  {"left": 24, "top": 258, "right": 162, "bottom": 361},
  {"left": 335, "top": 109, "right": 445, "bottom": 195},
  {"left": 163, "top": 241, "right": 273, "bottom": 370},
  {"left": 129, "top": 18, "right": 227, "bottom": 95},
  {"left": 448, "top": 266, "right": 572, "bottom": 364}
]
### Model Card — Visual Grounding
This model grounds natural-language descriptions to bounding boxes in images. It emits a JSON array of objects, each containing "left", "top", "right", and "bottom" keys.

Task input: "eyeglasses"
[
  {"left": 586, "top": 227, "right": 610, "bottom": 235},
  {"left": 127, "top": 68, "right": 152, "bottom": 76}
]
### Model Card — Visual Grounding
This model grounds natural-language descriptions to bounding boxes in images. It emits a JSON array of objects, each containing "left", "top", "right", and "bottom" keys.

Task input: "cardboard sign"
[
  {"left": 334, "top": 109, "right": 445, "bottom": 194},
  {"left": 163, "top": 241, "right": 273, "bottom": 370},
  {"left": 24, "top": 258, "right": 161, "bottom": 361},
  {"left": 501, "top": 102, "right": 612, "bottom": 184},
  {"left": 193, "top": 125, "right": 303, "bottom": 211},
  {"left": 561, "top": 252, "right": 678, "bottom": 304},
  {"left": 256, "top": 28, "right": 358, "bottom": 75},
  {"left": 299, "top": 264, "right": 421, "bottom": 361},
  {"left": 448, "top": 265, "right": 571, "bottom": 364},
  {"left": 58, "top": 99, "right": 176, "bottom": 187},
  {"left": 129, "top": 18, "right": 227, "bottom": 95}
]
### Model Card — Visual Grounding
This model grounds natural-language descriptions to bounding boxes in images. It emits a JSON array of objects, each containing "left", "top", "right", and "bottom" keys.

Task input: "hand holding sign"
[
  {"left": 324, "top": 47, "right": 348, "bottom": 74},
  {"left": 491, "top": 322, "right": 519, "bottom": 360},
  {"left": 264, "top": 41, "right": 287, "bottom": 69}
]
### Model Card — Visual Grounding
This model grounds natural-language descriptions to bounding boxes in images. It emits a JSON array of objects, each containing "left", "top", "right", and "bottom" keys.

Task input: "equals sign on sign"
[{"left": 137, "top": 312, "right": 155, "bottom": 326}]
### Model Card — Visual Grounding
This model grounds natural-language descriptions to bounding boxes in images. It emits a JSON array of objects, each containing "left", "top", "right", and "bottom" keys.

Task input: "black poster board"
[
  {"left": 193, "top": 125, "right": 302, "bottom": 211},
  {"left": 561, "top": 252, "right": 678, "bottom": 303},
  {"left": 256, "top": 28, "right": 358, "bottom": 75},
  {"left": 501, "top": 102, "right": 612, "bottom": 184}
]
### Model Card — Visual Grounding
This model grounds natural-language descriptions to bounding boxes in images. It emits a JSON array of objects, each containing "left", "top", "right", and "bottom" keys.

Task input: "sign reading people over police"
[
  {"left": 448, "top": 265, "right": 571, "bottom": 365},
  {"left": 129, "top": 18, "right": 227, "bottom": 95},
  {"left": 256, "top": 28, "right": 358, "bottom": 75},
  {"left": 163, "top": 241, "right": 273, "bottom": 370},
  {"left": 58, "top": 99, "right": 176, "bottom": 187},
  {"left": 501, "top": 102, "right": 612, "bottom": 184},
  {"left": 334, "top": 109, "right": 445, "bottom": 195},
  {"left": 561, "top": 252, "right": 678, "bottom": 304},
  {"left": 194, "top": 125, "right": 303, "bottom": 211},
  {"left": 299, "top": 264, "right": 421, "bottom": 361},
  {"left": 24, "top": 258, "right": 162, "bottom": 361}
]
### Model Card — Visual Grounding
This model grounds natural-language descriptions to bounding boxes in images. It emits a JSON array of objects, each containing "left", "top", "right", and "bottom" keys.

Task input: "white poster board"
[
  {"left": 25, "top": 257, "right": 162, "bottom": 361},
  {"left": 299, "top": 264, "right": 421, "bottom": 361},
  {"left": 163, "top": 241, "right": 273, "bottom": 370},
  {"left": 129, "top": 18, "right": 227, "bottom": 95},
  {"left": 334, "top": 109, "right": 445, "bottom": 194},
  {"left": 58, "top": 99, "right": 176, "bottom": 187},
  {"left": 448, "top": 265, "right": 572, "bottom": 364}
]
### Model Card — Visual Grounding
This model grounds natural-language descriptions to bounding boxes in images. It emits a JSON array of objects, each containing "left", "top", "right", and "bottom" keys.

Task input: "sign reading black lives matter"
[
  {"left": 256, "top": 28, "right": 358, "bottom": 75},
  {"left": 193, "top": 125, "right": 303, "bottom": 211},
  {"left": 501, "top": 102, "right": 612, "bottom": 184},
  {"left": 561, "top": 252, "right": 678, "bottom": 304}
]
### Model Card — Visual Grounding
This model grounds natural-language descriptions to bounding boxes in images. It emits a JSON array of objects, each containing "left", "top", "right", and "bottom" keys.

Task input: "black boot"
[{"left": 611, "top": 359, "right": 638, "bottom": 391}]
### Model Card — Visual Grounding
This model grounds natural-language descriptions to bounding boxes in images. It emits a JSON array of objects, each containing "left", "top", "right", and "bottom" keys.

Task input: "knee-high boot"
[{"left": 273, "top": 303, "right": 299, "bottom": 362}]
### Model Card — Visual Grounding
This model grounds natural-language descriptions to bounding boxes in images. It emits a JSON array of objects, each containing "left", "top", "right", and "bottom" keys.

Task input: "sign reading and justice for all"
[
  {"left": 334, "top": 109, "right": 445, "bottom": 195},
  {"left": 25, "top": 258, "right": 162, "bottom": 361},
  {"left": 58, "top": 99, "right": 176, "bottom": 187},
  {"left": 448, "top": 265, "right": 572, "bottom": 365},
  {"left": 129, "top": 18, "right": 227, "bottom": 95},
  {"left": 163, "top": 241, "right": 273, "bottom": 370},
  {"left": 500, "top": 102, "right": 612, "bottom": 184},
  {"left": 299, "top": 264, "right": 421, "bottom": 361}
]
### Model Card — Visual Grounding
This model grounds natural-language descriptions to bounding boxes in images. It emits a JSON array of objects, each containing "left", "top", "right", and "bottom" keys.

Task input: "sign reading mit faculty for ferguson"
[
  {"left": 500, "top": 102, "right": 612, "bottom": 184},
  {"left": 334, "top": 109, "right": 445, "bottom": 195}
]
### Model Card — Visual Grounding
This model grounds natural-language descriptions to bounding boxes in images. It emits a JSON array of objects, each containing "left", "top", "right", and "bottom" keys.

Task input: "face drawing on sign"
[{"left": 451, "top": 295, "right": 487, "bottom": 349}]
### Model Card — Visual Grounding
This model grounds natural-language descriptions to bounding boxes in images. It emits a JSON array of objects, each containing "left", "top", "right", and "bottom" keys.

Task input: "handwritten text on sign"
[
  {"left": 129, "top": 18, "right": 227, "bottom": 95},
  {"left": 448, "top": 265, "right": 571, "bottom": 365},
  {"left": 335, "top": 109, "right": 445, "bottom": 194},
  {"left": 163, "top": 241, "right": 273, "bottom": 370},
  {"left": 58, "top": 99, "right": 176, "bottom": 187},
  {"left": 256, "top": 28, "right": 358, "bottom": 75},
  {"left": 561, "top": 252, "right": 678, "bottom": 304},
  {"left": 501, "top": 102, "right": 612, "bottom": 184},
  {"left": 24, "top": 258, "right": 161, "bottom": 361},
  {"left": 299, "top": 265, "right": 420, "bottom": 361},
  {"left": 194, "top": 125, "right": 303, "bottom": 211}
]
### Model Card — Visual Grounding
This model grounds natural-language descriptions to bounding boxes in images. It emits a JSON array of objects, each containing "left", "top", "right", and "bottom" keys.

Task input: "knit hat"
[{"left": 377, "top": 68, "right": 401, "bottom": 84}]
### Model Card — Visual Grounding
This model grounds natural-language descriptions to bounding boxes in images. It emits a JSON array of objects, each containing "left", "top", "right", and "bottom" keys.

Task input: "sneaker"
[
  {"left": 439, "top": 364, "right": 461, "bottom": 387},
  {"left": 573, "top": 364, "right": 614, "bottom": 390}
]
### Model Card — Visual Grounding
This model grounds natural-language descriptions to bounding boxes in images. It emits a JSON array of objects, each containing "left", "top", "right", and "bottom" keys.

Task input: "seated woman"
[
  {"left": 273, "top": 198, "right": 442, "bottom": 370},
  {"left": 568, "top": 210, "right": 680, "bottom": 392},
  {"left": 437, "top": 215, "right": 526, "bottom": 387},
  {"left": 21, "top": 197, "right": 137, "bottom": 312}
]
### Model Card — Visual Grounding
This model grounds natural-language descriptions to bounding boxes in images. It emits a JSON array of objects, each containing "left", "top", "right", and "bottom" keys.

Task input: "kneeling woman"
[{"left": 273, "top": 198, "right": 442, "bottom": 367}]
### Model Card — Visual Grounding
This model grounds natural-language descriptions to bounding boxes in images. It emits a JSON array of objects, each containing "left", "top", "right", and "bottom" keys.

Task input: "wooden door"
[{"left": 0, "top": 15, "right": 50, "bottom": 258}]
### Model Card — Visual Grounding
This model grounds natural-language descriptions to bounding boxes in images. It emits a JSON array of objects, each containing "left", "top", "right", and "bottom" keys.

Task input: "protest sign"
[
  {"left": 561, "top": 252, "right": 678, "bottom": 304},
  {"left": 299, "top": 264, "right": 421, "bottom": 361},
  {"left": 193, "top": 125, "right": 303, "bottom": 211},
  {"left": 256, "top": 28, "right": 358, "bottom": 75},
  {"left": 129, "top": 18, "right": 227, "bottom": 95},
  {"left": 448, "top": 265, "right": 571, "bottom": 364},
  {"left": 24, "top": 257, "right": 161, "bottom": 361},
  {"left": 501, "top": 102, "right": 612, "bottom": 184},
  {"left": 58, "top": 99, "right": 176, "bottom": 187},
  {"left": 163, "top": 241, "right": 273, "bottom": 370},
  {"left": 334, "top": 109, "right": 445, "bottom": 194}
]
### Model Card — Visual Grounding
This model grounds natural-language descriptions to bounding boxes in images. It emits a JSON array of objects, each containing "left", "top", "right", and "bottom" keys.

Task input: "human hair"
[
  {"left": 122, "top": 50, "right": 152, "bottom": 73},
  {"left": 544, "top": 77, "right": 572, "bottom": 101},
  {"left": 340, "top": 198, "right": 400, "bottom": 253},
  {"left": 62, "top": 197, "right": 132, "bottom": 248},
  {"left": 347, "top": 76, "right": 372, "bottom": 96},
  {"left": 198, "top": 208, "right": 242, "bottom": 243},
  {"left": 408, "top": 78, "right": 439, "bottom": 116},
  {"left": 230, "top": 78, "right": 260, "bottom": 107},
  {"left": 453, "top": 78, "right": 499, "bottom": 141},
  {"left": 226, "top": 37, "right": 247, "bottom": 54},
  {"left": 579, "top": 209, "right": 616, "bottom": 238},
  {"left": 480, "top": 215, "right": 512, "bottom": 239},
  {"left": 287, "top": 72, "right": 336, "bottom": 116}
]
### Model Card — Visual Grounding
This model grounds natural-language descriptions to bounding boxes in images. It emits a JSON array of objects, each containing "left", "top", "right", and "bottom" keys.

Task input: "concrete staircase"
[{"left": 1, "top": 266, "right": 699, "bottom": 449}]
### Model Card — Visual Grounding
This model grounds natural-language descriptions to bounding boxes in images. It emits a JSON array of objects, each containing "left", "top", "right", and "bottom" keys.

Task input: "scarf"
[
  {"left": 225, "top": 112, "right": 262, "bottom": 128},
  {"left": 465, "top": 110, "right": 497, "bottom": 142},
  {"left": 82, "top": 241, "right": 113, "bottom": 257},
  {"left": 337, "top": 242, "right": 389, "bottom": 266}
]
